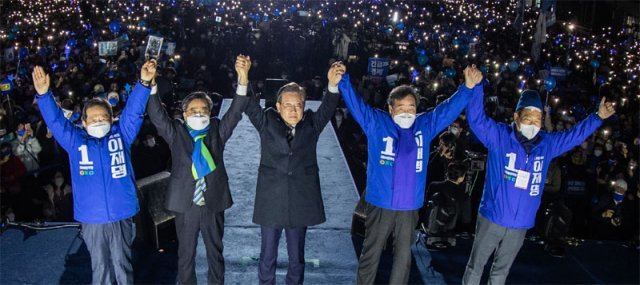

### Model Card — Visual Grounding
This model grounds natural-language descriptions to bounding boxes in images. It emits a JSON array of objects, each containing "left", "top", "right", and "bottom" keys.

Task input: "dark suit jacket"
[
  {"left": 147, "top": 92, "right": 249, "bottom": 213},
  {"left": 245, "top": 90, "right": 340, "bottom": 227}
]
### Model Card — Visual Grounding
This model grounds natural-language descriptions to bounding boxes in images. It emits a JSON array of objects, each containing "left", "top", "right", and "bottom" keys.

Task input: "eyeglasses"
[{"left": 184, "top": 107, "right": 210, "bottom": 116}]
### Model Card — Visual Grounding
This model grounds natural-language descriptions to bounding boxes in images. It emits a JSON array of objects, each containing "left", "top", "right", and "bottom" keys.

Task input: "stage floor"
[{"left": 2, "top": 226, "right": 638, "bottom": 284}]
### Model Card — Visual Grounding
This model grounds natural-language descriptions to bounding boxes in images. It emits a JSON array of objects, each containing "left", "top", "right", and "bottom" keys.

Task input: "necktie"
[
  {"left": 286, "top": 127, "right": 294, "bottom": 146},
  {"left": 193, "top": 178, "right": 206, "bottom": 206}
]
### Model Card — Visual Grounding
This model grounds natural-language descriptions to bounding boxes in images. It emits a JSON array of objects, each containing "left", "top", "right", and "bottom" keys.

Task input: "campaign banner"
[{"left": 368, "top": 57, "right": 390, "bottom": 78}]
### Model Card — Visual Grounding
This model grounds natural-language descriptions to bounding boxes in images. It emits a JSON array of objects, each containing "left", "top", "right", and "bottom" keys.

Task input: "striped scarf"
[{"left": 188, "top": 125, "right": 216, "bottom": 180}]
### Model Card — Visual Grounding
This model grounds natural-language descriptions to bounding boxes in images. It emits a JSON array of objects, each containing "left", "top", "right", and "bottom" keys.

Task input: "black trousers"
[
  {"left": 356, "top": 203, "right": 419, "bottom": 285},
  {"left": 259, "top": 226, "right": 307, "bottom": 285},
  {"left": 175, "top": 204, "right": 225, "bottom": 285}
]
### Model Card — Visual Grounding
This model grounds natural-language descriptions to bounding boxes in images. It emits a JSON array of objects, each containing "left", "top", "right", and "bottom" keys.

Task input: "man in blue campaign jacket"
[
  {"left": 462, "top": 83, "right": 616, "bottom": 285},
  {"left": 32, "top": 61, "right": 156, "bottom": 285},
  {"left": 338, "top": 66, "right": 483, "bottom": 284}
]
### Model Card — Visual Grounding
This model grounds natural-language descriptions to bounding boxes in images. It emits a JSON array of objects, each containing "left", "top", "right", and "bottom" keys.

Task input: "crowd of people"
[{"left": 0, "top": 0, "right": 637, "bottom": 253}]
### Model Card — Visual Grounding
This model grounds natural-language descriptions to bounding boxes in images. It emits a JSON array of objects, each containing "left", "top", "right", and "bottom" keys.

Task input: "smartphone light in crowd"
[
  {"left": 611, "top": 180, "right": 616, "bottom": 186},
  {"left": 562, "top": 110, "right": 567, "bottom": 115},
  {"left": 554, "top": 98, "right": 559, "bottom": 103},
  {"left": 374, "top": 54, "right": 378, "bottom": 58}
]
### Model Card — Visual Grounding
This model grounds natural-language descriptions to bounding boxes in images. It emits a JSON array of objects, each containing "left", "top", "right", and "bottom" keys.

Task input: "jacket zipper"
[{"left": 97, "top": 139, "right": 111, "bottom": 221}]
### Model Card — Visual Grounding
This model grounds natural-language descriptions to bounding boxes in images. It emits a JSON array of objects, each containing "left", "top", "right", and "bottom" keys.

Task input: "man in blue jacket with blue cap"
[
  {"left": 32, "top": 61, "right": 156, "bottom": 284},
  {"left": 462, "top": 83, "right": 616, "bottom": 285}
]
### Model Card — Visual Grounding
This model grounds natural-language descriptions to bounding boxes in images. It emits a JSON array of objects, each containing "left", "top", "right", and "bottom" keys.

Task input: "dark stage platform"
[{"left": 2, "top": 226, "right": 638, "bottom": 284}]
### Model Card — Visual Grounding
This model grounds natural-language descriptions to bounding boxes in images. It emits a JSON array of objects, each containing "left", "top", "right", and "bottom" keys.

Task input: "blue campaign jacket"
[
  {"left": 36, "top": 83, "right": 150, "bottom": 224},
  {"left": 338, "top": 74, "right": 473, "bottom": 210},
  {"left": 466, "top": 86, "right": 602, "bottom": 229}
]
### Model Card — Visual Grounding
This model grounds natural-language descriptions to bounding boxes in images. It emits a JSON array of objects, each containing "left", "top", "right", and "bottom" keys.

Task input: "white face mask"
[
  {"left": 519, "top": 123, "right": 540, "bottom": 140},
  {"left": 63, "top": 109, "right": 73, "bottom": 119},
  {"left": 186, "top": 115, "right": 210, "bottom": 130},
  {"left": 145, "top": 138, "right": 156, "bottom": 148},
  {"left": 594, "top": 150, "right": 603, "bottom": 157},
  {"left": 54, "top": 177, "right": 64, "bottom": 187},
  {"left": 86, "top": 122, "right": 111, "bottom": 138},
  {"left": 449, "top": 126, "right": 460, "bottom": 136},
  {"left": 605, "top": 144, "right": 613, "bottom": 151},
  {"left": 393, "top": 113, "right": 416, "bottom": 129}
]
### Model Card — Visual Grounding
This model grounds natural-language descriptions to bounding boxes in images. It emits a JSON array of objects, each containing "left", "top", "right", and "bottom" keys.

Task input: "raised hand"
[
  {"left": 328, "top": 61, "right": 346, "bottom": 87},
  {"left": 32, "top": 66, "right": 51, "bottom": 95},
  {"left": 471, "top": 65, "right": 483, "bottom": 86},
  {"left": 141, "top": 59, "right": 157, "bottom": 82},
  {"left": 596, "top": 96, "right": 615, "bottom": 119},
  {"left": 463, "top": 66, "right": 474, "bottom": 89},
  {"left": 235, "top": 54, "right": 251, "bottom": 86},
  {"left": 463, "top": 65, "right": 482, "bottom": 89}
]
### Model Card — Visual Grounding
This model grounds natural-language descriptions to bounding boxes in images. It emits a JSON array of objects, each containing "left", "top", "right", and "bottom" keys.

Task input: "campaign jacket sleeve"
[
  {"left": 422, "top": 84, "right": 473, "bottom": 138},
  {"left": 146, "top": 87, "right": 176, "bottom": 145},
  {"left": 311, "top": 88, "right": 341, "bottom": 133},
  {"left": 219, "top": 93, "right": 250, "bottom": 144},
  {"left": 119, "top": 82, "right": 151, "bottom": 146},
  {"left": 546, "top": 113, "right": 603, "bottom": 158},
  {"left": 337, "top": 74, "right": 377, "bottom": 134},
  {"left": 35, "top": 90, "right": 81, "bottom": 152},
  {"left": 465, "top": 85, "right": 504, "bottom": 150}
]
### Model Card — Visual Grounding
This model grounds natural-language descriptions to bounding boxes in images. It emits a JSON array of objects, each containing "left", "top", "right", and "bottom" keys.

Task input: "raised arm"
[
  {"left": 219, "top": 55, "right": 251, "bottom": 143},
  {"left": 147, "top": 83, "right": 177, "bottom": 145},
  {"left": 464, "top": 70, "right": 504, "bottom": 150},
  {"left": 119, "top": 60, "right": 155, "bottom": 145},
  {"left": 245, "top": 92, "right": 266, "bottom": 131},
  {"left": 32, "top": 66, "right": 79, "bottom": 152},
  {"left": 242, "top": 57, "right": 266, "bottom": 131},
  {"left": 337, "top": 73, "right": 379, "bottom": 134},
  {"left": 312, "top": 62, "right": 345, "bottom": 132},
  {"left": 423, "top": 66, "right": 477, "bottom": 138},
  {"left": 546, "top": 97, "right": 614, "bottom": 158}
]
